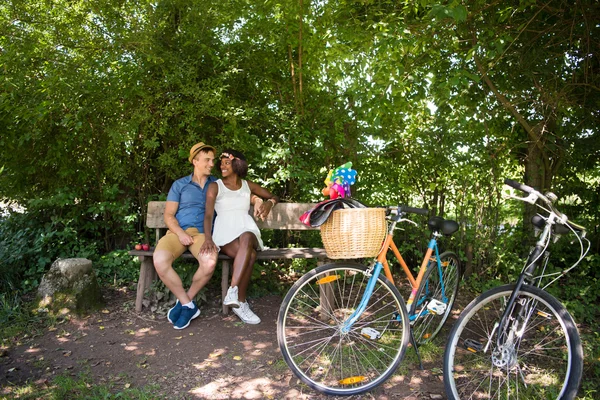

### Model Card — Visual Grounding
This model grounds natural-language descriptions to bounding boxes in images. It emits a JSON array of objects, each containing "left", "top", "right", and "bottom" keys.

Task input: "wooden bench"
[{"left": 129, "top": 201, "right": 328, "bottom": 314}]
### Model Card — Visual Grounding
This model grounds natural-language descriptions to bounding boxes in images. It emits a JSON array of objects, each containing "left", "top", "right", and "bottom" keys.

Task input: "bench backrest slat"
[{"left": 146, "top": 201, "right": 317, "bottom": 231}]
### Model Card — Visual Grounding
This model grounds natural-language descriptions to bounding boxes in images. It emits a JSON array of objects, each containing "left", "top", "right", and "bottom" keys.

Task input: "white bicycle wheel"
[{"left": 277, "top": 263, "right": 410, "bottom": 396}]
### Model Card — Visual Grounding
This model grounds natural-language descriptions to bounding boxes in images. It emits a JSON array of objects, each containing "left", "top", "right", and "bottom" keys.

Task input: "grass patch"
[
  {"left": 1, "top": 372, "right": 161, "bottom": 399},
  {"left": 0, "top": 292, "right": 55, "bottom": 345},
  {"left": 578, "top": 328, "right": 600, "bottom": 400}
]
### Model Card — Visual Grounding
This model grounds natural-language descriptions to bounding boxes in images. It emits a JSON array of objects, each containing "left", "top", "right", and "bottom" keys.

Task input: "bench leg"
[
  {"left": 221, "top": 260, "right": 231, "bottom": 315},
  {"left": 317, "top": 260, "right": 334, "bottom": 321},
  {"left": 136, "top": 256, "right": 156, "bottom": 313}
]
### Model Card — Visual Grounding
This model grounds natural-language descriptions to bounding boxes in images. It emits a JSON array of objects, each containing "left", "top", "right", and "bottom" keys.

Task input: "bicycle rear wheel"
[
  {"left": 444, "top": 284, "right": 583, "bottom": 399},
  {"left": 277, "top": 263, "right": 410, "bottom": 396},
  {"left": 411, "top": 251, "right": 462, "bottom": 344}
]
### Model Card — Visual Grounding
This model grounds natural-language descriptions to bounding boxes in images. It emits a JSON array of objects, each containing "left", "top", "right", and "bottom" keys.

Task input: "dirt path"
[{"left": 1, "top": 287, "right": 447, "bottom": 399}]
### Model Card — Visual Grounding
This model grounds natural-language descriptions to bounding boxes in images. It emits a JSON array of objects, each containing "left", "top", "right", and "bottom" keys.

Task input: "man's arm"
[{"left": 164, "top": 201, "right": 194, "bottom": 246}]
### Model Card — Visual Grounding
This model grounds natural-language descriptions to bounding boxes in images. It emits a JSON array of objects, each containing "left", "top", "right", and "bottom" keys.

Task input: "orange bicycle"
[{"left": 277, "top": 204, "right": 462, "bottom": 395}]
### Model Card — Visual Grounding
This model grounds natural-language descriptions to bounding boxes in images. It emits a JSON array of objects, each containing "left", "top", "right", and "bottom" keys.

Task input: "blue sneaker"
[
  {"left": 167, "top": 300, "right": 182, "bottom": 324},
  {"left": 173, "top": 304, "right": 200, "bottom": 330}
]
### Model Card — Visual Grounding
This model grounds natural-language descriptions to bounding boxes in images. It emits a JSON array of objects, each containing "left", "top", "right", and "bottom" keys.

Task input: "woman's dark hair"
[{"left": 218, "top": 149, "right": 248, "bottom": 178}]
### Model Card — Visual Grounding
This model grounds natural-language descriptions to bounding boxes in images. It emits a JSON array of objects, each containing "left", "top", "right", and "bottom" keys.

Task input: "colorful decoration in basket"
[{"left": 322, "top": 162, "right": 357, "bottom": 199}]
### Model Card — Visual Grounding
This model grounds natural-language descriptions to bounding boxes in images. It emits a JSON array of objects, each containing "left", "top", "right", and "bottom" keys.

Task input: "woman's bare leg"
[{"left": 221, "top": 232, "right": 258, "bottom": 302}]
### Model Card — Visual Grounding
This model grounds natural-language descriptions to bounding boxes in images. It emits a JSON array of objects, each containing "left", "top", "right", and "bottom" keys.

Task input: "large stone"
[{"left": 38, "top": 258, "right": 104, "bottom": 314}]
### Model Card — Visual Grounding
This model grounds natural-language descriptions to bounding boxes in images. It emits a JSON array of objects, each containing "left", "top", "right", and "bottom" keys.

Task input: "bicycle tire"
[
  {"left": 410, "top": 251, "right": 462, "bottom": 344},
  {"left": 277, "top": 263, "right": 411, "bottom": 396},
  {"left": 443, "top": 284, "right": 583, "bottom": 399}
]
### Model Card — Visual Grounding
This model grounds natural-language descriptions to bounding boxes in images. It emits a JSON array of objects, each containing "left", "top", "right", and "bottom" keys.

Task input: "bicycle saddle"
[
  {"left": 299, "top": 197, "right": 367, "bottom": 228},
  {"left": 428, "top": 216, "right": 459, "bottom": 235}
]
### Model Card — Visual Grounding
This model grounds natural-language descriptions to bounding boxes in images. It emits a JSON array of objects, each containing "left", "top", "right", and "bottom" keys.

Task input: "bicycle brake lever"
[
  {"left": 506, "top": 192, "right": 538, "bottom": 205},
  {"left": 398, "top": 218, "right": 418, "bottom": 227}
]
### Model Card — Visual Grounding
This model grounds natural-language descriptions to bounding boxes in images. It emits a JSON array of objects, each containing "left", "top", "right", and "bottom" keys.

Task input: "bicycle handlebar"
[
  {"left": 504, "top": 178, "right": 535, "bottom": 194},
  {"left": 399, "top": 205, "right": 429, "bottom": 215},
  {"left": 503, "top": 178, "right": 586, "bottom": 234},
  {"left": 387, "top": 205, "right": 428, "bottom": 216}
]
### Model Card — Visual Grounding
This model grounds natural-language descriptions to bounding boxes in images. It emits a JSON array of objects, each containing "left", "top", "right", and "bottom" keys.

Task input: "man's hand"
[
  {"left": 177, "top": 232, "right": 195, "bottom": 246},
  {"left": 255, "top": 199, "right": 274, "bottom": 221},
  {"left": 253, "top": 197, "right": 264, "bottom": 219}
]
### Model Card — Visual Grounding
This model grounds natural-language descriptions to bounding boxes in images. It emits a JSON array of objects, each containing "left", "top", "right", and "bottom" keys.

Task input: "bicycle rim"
[
  {"left": 277, "top": 263, "right": 410, "bottom": 396},
  {"left": 411, "top": 251, "right": 462, "bottom": 344},
  {"left": 444, "top": 284, "right": 583, "bottom": 400}
]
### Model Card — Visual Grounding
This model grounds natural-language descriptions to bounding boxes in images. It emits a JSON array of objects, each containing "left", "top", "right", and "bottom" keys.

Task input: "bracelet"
[{"left": 267, "top": 198, "right": 277, "bottom": 206}]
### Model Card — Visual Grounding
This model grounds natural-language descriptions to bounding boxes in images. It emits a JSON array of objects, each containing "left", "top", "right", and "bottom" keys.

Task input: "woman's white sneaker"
[
  {"left": 223, "top": 286, "right": 240, "bottom": 307},
  {"left": 233, "top": 302, "right": 261, "bottom": 324}
]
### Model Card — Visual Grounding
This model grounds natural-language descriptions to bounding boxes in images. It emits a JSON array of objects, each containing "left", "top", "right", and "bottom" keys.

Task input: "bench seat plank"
[{"left": 128, "top": 247, "right": 328, "bottom": 259}]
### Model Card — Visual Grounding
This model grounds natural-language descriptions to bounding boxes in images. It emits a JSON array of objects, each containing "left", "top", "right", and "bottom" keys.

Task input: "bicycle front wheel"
[
  {"left": 444, "top": 284, "right": 583, "bottom": 399},
  {"left": 277, "top": 263, "right": 411, "bottom": 396},
  {"left": 411, "top": 251, "right": 462, "bottom": 344}
]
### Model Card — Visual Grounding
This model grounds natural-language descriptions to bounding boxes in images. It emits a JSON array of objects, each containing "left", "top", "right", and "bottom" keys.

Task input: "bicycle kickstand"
[{"left": 409, "top": 328, "right": 424, "bottom": 370}]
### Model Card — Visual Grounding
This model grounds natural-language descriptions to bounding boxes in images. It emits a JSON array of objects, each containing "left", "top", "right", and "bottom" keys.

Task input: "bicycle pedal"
[
  {"left": 463, "top": 338, "right": 483, "bottom": 353},
  {"left": 427, "top": 299, "right": 447, "bottom": 315},
  {"left": 392, "top": 311, "right": 403, "bottom": 323},
  {"left": 360, "top": 327, "right": 381, "bottom": 340}
]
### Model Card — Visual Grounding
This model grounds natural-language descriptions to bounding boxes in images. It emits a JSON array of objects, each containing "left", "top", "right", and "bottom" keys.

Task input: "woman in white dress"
[{"left": 201, "top": 149, "right": 279, "bottom": 324}]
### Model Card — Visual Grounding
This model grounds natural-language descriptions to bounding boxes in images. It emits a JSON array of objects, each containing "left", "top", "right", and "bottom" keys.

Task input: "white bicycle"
[{"left": 443, "top": 178, "right": 589, "bottom": 399}]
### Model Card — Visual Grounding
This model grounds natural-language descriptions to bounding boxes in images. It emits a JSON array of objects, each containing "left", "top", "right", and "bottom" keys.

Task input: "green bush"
[
  {"left": 93, "top": 249, "right": 141, "bottom": 287},
  {"left": 0, "top": 188, "right": 138, "bottom": 294}
]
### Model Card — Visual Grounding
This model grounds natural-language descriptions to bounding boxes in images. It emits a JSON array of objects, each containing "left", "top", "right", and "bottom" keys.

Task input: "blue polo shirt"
[{"left": 167, "top": 174, "right": 218, "bottom": 232}]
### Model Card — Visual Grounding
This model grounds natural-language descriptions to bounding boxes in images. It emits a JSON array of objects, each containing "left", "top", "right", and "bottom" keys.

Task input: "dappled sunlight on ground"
[
  {"left": 190, "top": 376, "right": 287, "bottom": 399},
  {"left": 1, "top": 291, "right": 447, "bottom": 399}
]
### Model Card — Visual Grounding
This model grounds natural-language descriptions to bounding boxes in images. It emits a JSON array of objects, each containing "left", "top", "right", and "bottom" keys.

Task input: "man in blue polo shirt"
[{"left": 153, "top": 142, "right": 219, "bottom": 329}]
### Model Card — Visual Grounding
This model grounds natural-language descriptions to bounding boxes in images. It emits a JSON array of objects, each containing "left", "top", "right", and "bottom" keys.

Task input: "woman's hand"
[
  {"left": 255, "top": 199, "right": 274, "bottom": 221},
  {"left": 252, "top": 197, "right": 264, "bottom": 219},
  {"left": 200, "top": 238, "right": 219, "bottom": 255}
]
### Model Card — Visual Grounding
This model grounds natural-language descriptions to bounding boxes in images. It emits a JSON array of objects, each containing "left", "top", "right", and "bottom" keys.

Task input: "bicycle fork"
[{"left": 340, "top": 261, "right": 385, "bottom": 334}]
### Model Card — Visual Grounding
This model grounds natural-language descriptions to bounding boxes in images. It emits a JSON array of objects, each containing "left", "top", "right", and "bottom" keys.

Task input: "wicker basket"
[{"left": 320, "top": 207, "right": 387, "bottom": 259}]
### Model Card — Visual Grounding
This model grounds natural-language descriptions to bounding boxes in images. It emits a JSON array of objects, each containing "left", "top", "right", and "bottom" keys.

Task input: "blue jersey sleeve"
[{"left": 167, "top": 180, "right": 182, "bottom": 202}]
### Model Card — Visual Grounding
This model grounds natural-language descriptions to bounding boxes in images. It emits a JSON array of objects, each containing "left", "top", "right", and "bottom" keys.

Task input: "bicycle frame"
[{"left": 341, "top": 210, "right": 446, "bottom": 333}]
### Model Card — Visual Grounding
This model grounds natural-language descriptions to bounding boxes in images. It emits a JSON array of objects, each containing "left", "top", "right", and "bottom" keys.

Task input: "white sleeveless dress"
[{"left": 212, "top": 179, "right": 264, "bottom": 250}]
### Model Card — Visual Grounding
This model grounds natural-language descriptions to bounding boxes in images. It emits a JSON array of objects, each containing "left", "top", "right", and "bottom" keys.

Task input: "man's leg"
[
  {"left": 153, "top": 239, "right": 193, "bottom": 306},
  {"left": 186, "top": 231, "right": 217, "bottom": 300},
  {"left": 188, "top": 253, "right": 218, "bottom": 300}
]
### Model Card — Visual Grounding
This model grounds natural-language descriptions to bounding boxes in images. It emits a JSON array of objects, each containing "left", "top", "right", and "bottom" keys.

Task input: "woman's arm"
[{"left": 200, "top": 182, "right": 220, "bottom": 254}]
